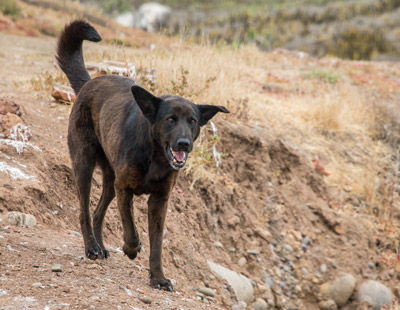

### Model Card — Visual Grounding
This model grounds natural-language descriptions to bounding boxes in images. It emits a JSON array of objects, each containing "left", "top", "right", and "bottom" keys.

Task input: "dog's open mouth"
[{"left": 167, "top": 145, "right": 188, "bottom": 170}]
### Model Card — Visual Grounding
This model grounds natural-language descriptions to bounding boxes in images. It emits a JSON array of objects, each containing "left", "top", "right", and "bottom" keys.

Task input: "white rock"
[
  {"left": 208, "top": 260, "right": 254, "bottom": 304},
  {"left": 356, "top": 280, "right": 392, "bottom": 310},
  {"left": 7, "top": 211, "right": 36, "bottom": 227}
]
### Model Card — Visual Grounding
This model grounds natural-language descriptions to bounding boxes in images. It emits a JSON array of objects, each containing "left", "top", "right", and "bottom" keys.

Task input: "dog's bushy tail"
[{"left": 56, "top": 20, "right": 101, "bottom": 94}]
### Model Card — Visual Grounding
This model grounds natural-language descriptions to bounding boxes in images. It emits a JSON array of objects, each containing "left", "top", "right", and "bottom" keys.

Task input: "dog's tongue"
[{"left": 173, "top": 151, "right": 186, "bottom": 162}]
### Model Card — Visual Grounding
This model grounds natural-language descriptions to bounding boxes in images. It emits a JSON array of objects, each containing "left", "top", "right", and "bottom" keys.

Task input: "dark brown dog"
[{"left": 56, "top": 20, "right": 229, "bottom": 291}]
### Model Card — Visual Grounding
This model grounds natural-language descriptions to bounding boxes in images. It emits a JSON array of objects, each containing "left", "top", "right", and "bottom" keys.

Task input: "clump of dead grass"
[{"left": 80, "top": 38, "right": 396, "bottom": 216}]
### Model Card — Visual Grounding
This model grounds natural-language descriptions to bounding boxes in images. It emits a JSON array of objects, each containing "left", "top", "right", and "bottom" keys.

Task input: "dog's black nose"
[{"left": 177, "top": 138, "right": 190, "bottom": 149}]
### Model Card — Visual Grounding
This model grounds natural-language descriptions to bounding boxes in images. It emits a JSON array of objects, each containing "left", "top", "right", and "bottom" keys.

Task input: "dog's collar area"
[{"left": 166, "top": 144, "right": 188, "bottom": 170}]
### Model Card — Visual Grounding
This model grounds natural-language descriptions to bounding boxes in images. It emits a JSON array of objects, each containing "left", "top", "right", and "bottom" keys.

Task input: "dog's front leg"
[
  {"left": 147, "top": 191, "right": 173, "bottom": 291},
  {"left": 116, "top": 187, "right": 142, "bottom": 260}
]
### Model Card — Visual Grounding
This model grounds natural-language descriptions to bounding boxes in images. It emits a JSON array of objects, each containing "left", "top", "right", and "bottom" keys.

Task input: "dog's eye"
[
  {"left": 189, "top": 119, "right": 196, "bottom": 125},
  {"left": 167, "top": 117, "right": 175, "bottom": 124}
]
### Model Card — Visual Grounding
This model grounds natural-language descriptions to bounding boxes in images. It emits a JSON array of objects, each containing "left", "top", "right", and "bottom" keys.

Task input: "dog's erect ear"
[
  {"left": 131, "top": 85, "right": 163, "bottom": 123},
  {"left": 198, "top": 105, "right": 230, "bottom": 126}
]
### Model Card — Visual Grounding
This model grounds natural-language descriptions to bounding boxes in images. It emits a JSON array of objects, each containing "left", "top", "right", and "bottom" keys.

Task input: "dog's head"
[{"left": 132, "top": 85, "right": 229, "bottom": 170}]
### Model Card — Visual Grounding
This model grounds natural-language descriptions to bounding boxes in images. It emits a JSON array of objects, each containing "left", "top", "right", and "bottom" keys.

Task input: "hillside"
[{"left": 1, "top": 1, "right": 400, "bottom": 310}]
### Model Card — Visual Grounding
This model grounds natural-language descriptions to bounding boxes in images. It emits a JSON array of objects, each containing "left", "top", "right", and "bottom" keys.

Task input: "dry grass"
[{"left": 56, "top": 20, "right": 400, "bottom": 223}]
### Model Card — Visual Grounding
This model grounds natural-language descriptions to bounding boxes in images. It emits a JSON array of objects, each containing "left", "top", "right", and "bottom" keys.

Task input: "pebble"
[
  {"left": 214, "top": 241, "right": 223, "bottom": 248},
  {"left": 238, "top": 257, "right": 247, "bottom": 267},
  {"left": 368, "top": 262, "right": 375, "bottom": 269},
  {"left": 204, "top": 280, "right": 210, "bottom": 287},
  {"left": 251, "top": 298, "right": 268, "bottom": 310},
  {"left": 198, "top": 287, "right": 215, "bottom": 297},
  {"left": 294, "top": 285, "right": 302, "bottom": 294},
  {"left": 301, "top": 268, "right": 308, "bottom": 275},
  {"left": 209, "top": 275, "right": 215, "bottom": 280},
  {"left": 247, "top": 250, "right": 259, "bottom": 255},
  {"left": 356, "top": 280, "right": 392, "bottom": 310},
  {"left": 51, "top": 264, "right": 63, "bottom": 272},
  {"left": 318, "top": 299, "right": 338, "bottom": 310},
  {"left": 320, "top": 264, "right": 327, "bottom": 273},
  {"left": 266, "top": 278, "right": 274, "bottom": 288},
  {"left": 301, "top": 244, "right": 308, "bottom": 252},
  {"left": 228, "top": 247, "right": 236, "bottom": 252},
  {"left": 279, "top": 281, "right": 286, "bottom": 289},
  {"left": 320, "top": 273, "right": 356, "bottom": 307},
  {"left": 7, "top": 212, "right": 37, "bottom": 227},
  {"left": 281, "top": 243, "right": 294, "bottom": 256},
  {"left": 302, "top": 236, "right": 310, "bottom": 245},
  {"left": 32, "top": 282, "right": 44, "bottom": 288},
  {"left": 139, "top": 296, "right": 152, "bottom": 304}
]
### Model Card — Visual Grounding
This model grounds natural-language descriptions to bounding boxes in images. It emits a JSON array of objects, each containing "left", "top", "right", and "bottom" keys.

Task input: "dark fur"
[{"left": 56, "top": 20, "right": 229, "bottom": 291}]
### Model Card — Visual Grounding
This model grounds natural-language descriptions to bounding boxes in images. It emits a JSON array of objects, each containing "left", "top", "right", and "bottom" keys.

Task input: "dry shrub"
[{"left": 81, "top": 39, "right": 395, "bottom": 212}]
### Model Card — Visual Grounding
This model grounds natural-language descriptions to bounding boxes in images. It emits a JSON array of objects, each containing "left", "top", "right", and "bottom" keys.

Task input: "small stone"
[
  {"left": 280, "top": 281, "right": 285, "bottom": 289},
  {"left": 51, "top": 264, "right": 63, "bottom": 272},
  {"left": 32, "top": 264, "right": 40, "bottom": 268},
  {"left": 318, "top": 299, "right": 338, "bottom": 310},
  {"left": 312, "top": 277, "right": 320, "bottom": 284},
  {"left": 248, "top": 250, "right": 259, "bottom": 255},
  {"left": 301, "top": 268, "right": 308, "bottom": 275},
  {"left": 196, "top": 296, "right": 202, "bottom": 301},
  {"left": 320, "top": 273, "right": 356, "bottom": 307},
  {"left": 209, "top": 275, "right": 215, "bottom": 280},
  {"left": 139, "top": 296, "right": 152, "bottom": 304},
  {"left": 356, "top": 280, "right": 392, "bottom": 310},
  {"left": 228, "top": 247, "right": 236, "bottom": 252},
  {"left": 302, "top": 236, "right": 310, "bottom": 245},
  {"left": 251, "top": 298, "right": 268, "bottom": 310},
  {"left": 32, "top": 282, "right": 44, "bottom": 288},
  {"left": 238, "top": 257, "right": 247, "bottom": 267},
  {"left": 204, "top": 280, "right": 210, "bottom": 287},
  {"left": 368, "top": 262, "right": 374, "bottom": 269},
  {"left": 196, "top": 292, "right": 205, "bottom": 298},
  {"left": 231, "top": 305, "right": 241, "bottom": 310},
  {"left": 320, "top": 264, "right": 327, "bottom": 273},
  {"left": 294, "top": 285, "right": 302, "bottom": 294},
  {"left": 272, "top": 239, "right": 278, "bottom": 247},
  {"left": 266, "top": 278, "right": 274, "bottom": 288},
  {"left": 281, "top": 243, "right": 293, "bottom": 256},
  {"left": 301, "top": 244, "right": 308, "bottom": 252},
  {"left": 198, "top": 287, "right": 215, "bottom": 297},
  {"left": 7, "top": 212, "right": 36, "bottom": 227},
  {"left": 214, "top": 241, "right": 223, "bottom": 248}
]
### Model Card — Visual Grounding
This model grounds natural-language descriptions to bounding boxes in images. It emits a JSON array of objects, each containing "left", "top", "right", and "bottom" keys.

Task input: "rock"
[
  {"left": 214, "top": 241, "right": 223, "bottom": 248},
  {"left": 198, "top": 287, "right": 215, "bottom": 297},
  {"left": 262, "top": 284, "right": 275, "bottom": 307},
  {"left": 0, "top": 98, "right": 21, "bottom": 115},
  {"left": 248, "top": 249, "right": 259, "bottom": 255},
  {"left": 51, "top": 84, "right": 76, "bottom": 104},
  {"left": 356, "top": 280, "right": 392, "bottom": 310},
  {"left": 0, "top": 113, "right": 22, "bottom": 133},
  {"left": 6, "top": 212, "right": 36, "bottom": 227},
  {"left": 318, "top": 299, "right": 338, "bottom": 310},
  {"left": 251, "top": 298, "right": 268, "bottom": 310},
  {"left": 238, "top": 257, "right": 247, "bottom": 267},
  {"left": 139, "top": 296, "right": 152, "bottom": 304},
  {"left": 320, "top": 264, "right": 327, "bottom": 273},
  {"left": 294, "top": 285, "right": 302, "bottom": 294},
  {"left": 136, "top": 2, "right": 171, "bottom": 33},
  {"left": 320, "top": 273, "right": 356, "bottom": 307},
  {"left": 51, "top": 264, "right": 63, "bottom": 272},
  {"left": 301, "top": 268, "right": 309, "bottom": 275},
  {"left": 281, "top": 243, "right": 293, "bottom": 256},
  {"left": 208, "top": 260, "right": 254, "bottom": 304}
]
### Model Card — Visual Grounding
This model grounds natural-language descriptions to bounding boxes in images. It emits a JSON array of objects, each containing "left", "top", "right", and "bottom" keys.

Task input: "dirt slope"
[{"left": 1, "top": 9, "right": 400, "bottom": 310}]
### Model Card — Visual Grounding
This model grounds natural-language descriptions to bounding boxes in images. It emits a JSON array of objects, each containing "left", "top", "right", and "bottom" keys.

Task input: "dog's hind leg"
[
  {"left": 116, "top": 187, "right": 142, "bottom": 260},
  {"left": 92, "top": 156, "right": 115, "bottom": 259}
]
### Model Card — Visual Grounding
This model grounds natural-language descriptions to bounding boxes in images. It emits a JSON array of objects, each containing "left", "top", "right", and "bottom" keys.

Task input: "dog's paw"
[
  {"left": 150, "top": 277, "right": 174, "bottom": 292},
  {"left": 86, "top": 244, "right": 109, "bottom": 260},
  {"left": 123, "top": 241, "right": 142, "bottom": 260}
]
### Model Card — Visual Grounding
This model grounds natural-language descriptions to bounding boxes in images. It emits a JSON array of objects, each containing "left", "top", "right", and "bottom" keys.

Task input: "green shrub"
[{"left": 0, "top": 0, "right": 21, "bottom": 17}]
